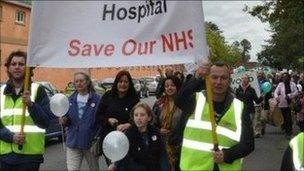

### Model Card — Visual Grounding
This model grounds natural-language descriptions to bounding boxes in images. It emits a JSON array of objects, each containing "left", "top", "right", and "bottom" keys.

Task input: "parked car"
[
  {"left": 92, "top": 79, "right": 106, "bottom": 96},
  {"left": 133, "top": 78, "right": 142, "bottom": 98},
  {"left": 45, "top": 120, "right": 65, "bottom": 142},
  {"left": 140, "top": 76, "right": 158, "bottom": 95},
  {"left": 35, "top": 81, "right": 58, "bottom": 99},
  {"left": 65, "top": 81, "right": 75, "bottom": 97},
  {"left": 140, "top": 79, "right": 150, "bottom": 98},
  {"left": 35, "top": 81, "right": 63, "bottom": 142},
  {"left": 133, "top": 78, "right": 150, "bottom": 98},
  {"left": 101, "top": 77, "right": 115, "bottom": 91}
]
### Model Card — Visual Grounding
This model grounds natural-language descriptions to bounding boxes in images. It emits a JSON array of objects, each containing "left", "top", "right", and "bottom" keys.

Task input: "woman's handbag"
[
  {"left": 90, "top": 129, "right": 102, "bottom": 156},
  {"left": 90, "top": 137, "right": 101, "bottom": 156},
  {"left": 268, "top": 98, "right": 284, "bottom": 127}
]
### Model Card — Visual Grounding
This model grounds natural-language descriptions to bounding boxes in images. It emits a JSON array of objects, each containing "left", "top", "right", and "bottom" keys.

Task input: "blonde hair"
[{"left": 130, "top": 102, "right": 153, "bottom": 123}]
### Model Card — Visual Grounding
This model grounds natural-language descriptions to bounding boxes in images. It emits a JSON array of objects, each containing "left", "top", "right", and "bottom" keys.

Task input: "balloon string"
[{"left": 61, "top": 124, "right": 66, "bottom": 151}]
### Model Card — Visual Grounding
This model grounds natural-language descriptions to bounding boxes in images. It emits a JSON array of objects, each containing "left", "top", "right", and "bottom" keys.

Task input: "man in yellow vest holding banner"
[
  {"left": 281, "top": 131, "right": 304, "bottom": 171},
  {"left": 176, "top": 61, "right": 254, "bottom": 170},
  {"left": 0, "top": 51, "right": 52, "bottom": 171}
]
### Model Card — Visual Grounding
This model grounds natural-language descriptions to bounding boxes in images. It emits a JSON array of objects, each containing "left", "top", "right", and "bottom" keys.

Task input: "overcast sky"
[{"left": 203, "top": 1, "right": 271, "bottom": 62}]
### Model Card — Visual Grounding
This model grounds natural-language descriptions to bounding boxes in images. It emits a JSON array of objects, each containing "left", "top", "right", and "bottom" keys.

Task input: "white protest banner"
[
  {"left": 184, "top": 63, "right": 198, "bottom": 75},
  {"left": 27, "top": 1, "right": 208, "bottom": 68},
  {"left": 231, "top": 70, "right": 261, "bottom": 97}
]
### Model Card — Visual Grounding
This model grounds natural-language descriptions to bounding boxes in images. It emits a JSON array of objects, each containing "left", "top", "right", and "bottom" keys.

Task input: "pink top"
[{"left": 274, "top": 82, "right": 298, "bottom": 108}]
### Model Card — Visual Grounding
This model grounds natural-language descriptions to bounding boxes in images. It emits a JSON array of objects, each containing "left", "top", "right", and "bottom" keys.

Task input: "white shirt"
[{"left": 77, "top": 93, "right": 89, "bottom": 119}]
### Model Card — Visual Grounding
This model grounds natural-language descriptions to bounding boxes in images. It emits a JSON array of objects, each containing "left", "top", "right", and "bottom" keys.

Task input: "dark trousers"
[
  {"left": 0, "top": 162, "right": 40, "bottom": 171},
  {"left": 297, "top": 120, "right": 304, "bottom": 131},
  {"left": 281, "top": 107, "right": 292, "bottom": 135}
]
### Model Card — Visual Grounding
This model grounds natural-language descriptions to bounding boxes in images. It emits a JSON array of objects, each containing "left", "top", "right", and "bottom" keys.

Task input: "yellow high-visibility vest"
[
  {"left": 180, "top": 92, "right": 243, "bottom": 170},
  {"left": 0, "top": 83, "right": 45, "bottom": 155},
  {"left": 289, "top": 132, "right": 304, "bottom": 171}
]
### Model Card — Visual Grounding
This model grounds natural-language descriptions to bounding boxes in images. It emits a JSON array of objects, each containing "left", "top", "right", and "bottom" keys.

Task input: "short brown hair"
[
  {"left": 5, "top": 51, "right": 34, "bottom": 78},
  {"left": 5, "top": 51, "right": 27, "bottom": 68},
  {"left": 212, "top": 61, "right": 231, "bottom": 71},
  {"left": 211, "top": 61, "right": 232, "bottom": 79}
]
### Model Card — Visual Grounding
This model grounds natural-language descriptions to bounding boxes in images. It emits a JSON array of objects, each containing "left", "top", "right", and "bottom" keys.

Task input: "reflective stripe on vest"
[
  {"left": 0, "top": 83, "right": 45, "bottom": 155},
  {"left": 182, "top": 138, "right": 230, "bottom": 152},
  {"left": 187, "top": 93, "right": 242, "bottom": 141},
  {"left": 1, "top": 109, "right": 31, "bottom": 117},
  {"left": 5, "top": 125, "right": 46, "bottom": 133},
  {"left": 289, "top": 132, "right": 304, "bottom": 171},
  {"left": 0, "top": 84, "right": 38, "bottom": 114},
  {"left": 180, "top": 92, "right": 243, "bottom": 171}
]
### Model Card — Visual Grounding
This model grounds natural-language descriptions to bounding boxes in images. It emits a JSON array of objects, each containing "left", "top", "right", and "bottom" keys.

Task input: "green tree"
[
  {"left": 205, "top": 22, "right": 242, "bottom": 66},
  {"left": 245, "top": 0, "right": 304, "bottom": 70}
]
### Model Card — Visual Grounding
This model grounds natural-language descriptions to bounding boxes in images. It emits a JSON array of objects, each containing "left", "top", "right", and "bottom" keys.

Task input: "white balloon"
[
  {"left": 50, "top": 93, "right": 69, "bottom": 117},
  {"left": 103, "top": 131, "right": 129, "bottom": 162}
]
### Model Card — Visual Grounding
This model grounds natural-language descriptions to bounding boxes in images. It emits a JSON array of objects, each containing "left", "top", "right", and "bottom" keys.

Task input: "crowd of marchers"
[{"left": 0, "top": 50, "right": 303, "bottom": 171}]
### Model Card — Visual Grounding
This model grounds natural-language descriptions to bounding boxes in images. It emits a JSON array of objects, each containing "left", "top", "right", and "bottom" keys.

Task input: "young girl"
[{"left": 109, "top": 102, "right": 169, "bottom": 171}]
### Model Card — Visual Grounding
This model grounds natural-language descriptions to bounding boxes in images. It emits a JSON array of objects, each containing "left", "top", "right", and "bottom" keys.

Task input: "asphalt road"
[{"left": 40, "top": 96, "right": 300, "bottom": 171}]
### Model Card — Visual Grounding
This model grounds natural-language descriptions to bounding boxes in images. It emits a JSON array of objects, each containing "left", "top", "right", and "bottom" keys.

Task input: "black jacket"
[
  {"left": 95, "top": 91, "right": 139, "bottom": 134},
  {"left": 235, "top": 85, "right": 263, "bottom": 114},
  {"left": 175, "top": 77, "right": 255, "bottom": 169},
  {"left": 117, "top": 124, "right": 168, "bottom": 171}
]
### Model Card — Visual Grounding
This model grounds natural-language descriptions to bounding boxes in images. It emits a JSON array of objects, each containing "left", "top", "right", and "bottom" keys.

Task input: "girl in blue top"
[{"left": 59, "top": 72, "right": 101, "bottom": 171}]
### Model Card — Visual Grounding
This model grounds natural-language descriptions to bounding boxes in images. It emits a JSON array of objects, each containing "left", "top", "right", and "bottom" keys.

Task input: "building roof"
[{"left": 2, "top": 0, "right": 31, "bottom": 9}]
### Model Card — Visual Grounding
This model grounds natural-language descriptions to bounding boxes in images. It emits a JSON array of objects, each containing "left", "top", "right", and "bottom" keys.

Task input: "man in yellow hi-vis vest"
[
  {"left": 281, "top": 131, "right": 304, "bottom": 171},
  {"left": 175, "top": 61, "right": 254, "bottom": 170},
  {"left": 0, "top": 51, "right": 52, "bottom": 171}
]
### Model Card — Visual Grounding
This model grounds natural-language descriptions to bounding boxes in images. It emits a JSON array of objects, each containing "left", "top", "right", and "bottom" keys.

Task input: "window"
[{"left": 15, "top": 10, "right": 25, "bottom": 24}]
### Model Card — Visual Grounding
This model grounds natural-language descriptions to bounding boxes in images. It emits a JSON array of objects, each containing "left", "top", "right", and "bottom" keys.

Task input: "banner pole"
[
  {"left": 19, "top": 67, "right": 31, "bottom": 150},
  {"left": 205, "top": 75, "right": 219, "bottom": 151}
]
